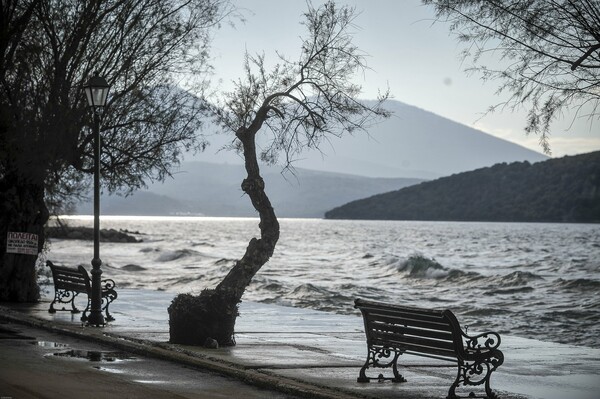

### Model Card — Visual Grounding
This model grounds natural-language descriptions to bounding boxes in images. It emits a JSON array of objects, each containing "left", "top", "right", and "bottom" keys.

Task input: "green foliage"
[{"left": 325, "top": 151, "right": 600, "bottom": 223}]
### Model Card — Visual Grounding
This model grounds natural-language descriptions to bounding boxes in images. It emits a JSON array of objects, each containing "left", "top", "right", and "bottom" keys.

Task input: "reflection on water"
[
  {"left": 52, "top": 349, "right": 136, "bottom": 362},
  {"left": 35, "top": 341, "right": 69, "bottom": 348}
]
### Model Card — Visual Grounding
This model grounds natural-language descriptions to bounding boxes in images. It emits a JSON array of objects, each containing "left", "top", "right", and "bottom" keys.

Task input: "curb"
[{"left": 0, "top": 306, "right": 370, "bottom": 399}]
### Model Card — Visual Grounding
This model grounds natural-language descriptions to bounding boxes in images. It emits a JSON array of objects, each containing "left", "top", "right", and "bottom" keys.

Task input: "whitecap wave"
[{"left": 157, "top": 249, "right": 200, "bottom": 262}]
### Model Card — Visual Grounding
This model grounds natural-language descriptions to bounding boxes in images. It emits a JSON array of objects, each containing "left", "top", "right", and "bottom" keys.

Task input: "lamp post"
[{"left": 83, "top": 74, "right": 110, "bottom": 326}]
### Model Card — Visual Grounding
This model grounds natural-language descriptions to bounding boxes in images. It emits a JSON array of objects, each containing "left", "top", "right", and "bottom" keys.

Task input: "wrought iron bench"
[
  {"left": 47, "top": 260, "right": 117, "bottom": 322},
  {"left": 354, "top": 298, "right": 504, "bottom": 399}
]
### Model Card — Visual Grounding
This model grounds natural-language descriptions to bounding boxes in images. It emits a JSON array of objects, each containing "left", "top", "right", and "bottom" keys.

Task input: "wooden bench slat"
[
  {"left": 368, "top": 311, "right": 446, "bottom": 325},
  {"left": 54, "top": 270, "right": 82, "bottom": 277},
  {"left": 369, "top": 329, "right": 454, "bottom": 346},
  {"left": 55, "top": 281, "right": 87, "bottom": 287},
  {"left": 373, "top": 340, "right": 457, "bottom": 359},
  {"left": 359, "top": 305, "right": 445, "bottom": 323},
  {"left": 356, "top": 301, "right": 444, "bottom": 317},
  {"left": 54, "top": 274, "right": 87, "bottom": 282},
  {"left": 56, "top": 282, "right": 87, "bottom": 292},
  {"left": 370, "top": 337, "right": 457, "bottom": 358},
  {"left": 54, "top": 274, "right": 86, "bottom": 282},
  {"left": 370, "top": 330, "right": 456, "bottom": 352},
  {"left": 368, "top": 322, "right": 454, "bottom": 341},
  {"left": 54, "top": 277, "right": 88, "bottom": 288},
  {"left": 53, "top": 269, "right": 86, "bottom": 278},
  {"left": 367, "top": 314, "right": 453, "bottom": 332},
  {"left": 52, "top": 265, "right": 79, "bottom": 275}
]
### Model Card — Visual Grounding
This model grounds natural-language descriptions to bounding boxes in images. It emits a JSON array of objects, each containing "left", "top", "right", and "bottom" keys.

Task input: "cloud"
[
  {"left": 545, "top": 137, "right": 600, "bottom": 157},
  {"left": 467, "top": 119, "right": 600, "bottom": 157}
]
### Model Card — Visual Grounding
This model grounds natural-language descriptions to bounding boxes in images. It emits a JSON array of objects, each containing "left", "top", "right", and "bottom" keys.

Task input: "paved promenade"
[{"left": 1, "top": 288, "right": 598, "bottom": 399}]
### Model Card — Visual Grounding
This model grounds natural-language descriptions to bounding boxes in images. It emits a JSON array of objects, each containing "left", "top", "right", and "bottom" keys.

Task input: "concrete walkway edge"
[
  {"left": 3, "top": 288, "right": 599, "bottom": 399},
  {"left": 0, "top": 306, "right": 365, "bottom": 399}
]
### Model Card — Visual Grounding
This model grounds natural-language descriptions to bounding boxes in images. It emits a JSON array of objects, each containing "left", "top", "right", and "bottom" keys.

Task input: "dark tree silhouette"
[
  {"left": 168, "top": 1, "right": 390, "bottom": 346},
  {"left": 423, "top": 0, "right": 600, "bottom": 153},
  {"left": 0, "top": 0, "right": 231, "bottom": 302},
  {"left": 325, "top": 151, "right": 600, "bottom": 223}
]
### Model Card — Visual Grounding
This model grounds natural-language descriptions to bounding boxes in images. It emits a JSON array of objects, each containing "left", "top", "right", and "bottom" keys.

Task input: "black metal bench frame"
[
  {"left": 355, "top": 298, "right": 504, "bottom": 399},
  {"left": 47, "top": 260, "right": 117, "bottom": 322}
]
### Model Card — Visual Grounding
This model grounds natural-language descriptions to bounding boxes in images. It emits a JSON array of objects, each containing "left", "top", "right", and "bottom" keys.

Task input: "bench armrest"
[
  {"left": 101, "top": 279, "right": 116, "bottom": 291},
  {"left": 462, "top": 330, "right": 501, "bottom": 351}
]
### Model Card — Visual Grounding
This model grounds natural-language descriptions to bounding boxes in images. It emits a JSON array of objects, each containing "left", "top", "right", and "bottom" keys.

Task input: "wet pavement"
[
  {"left": 0, "top": 321, "right": 296, "bottom": 398},
  {"left": 1, "top": 288, "right": 599, "bottom": 399}
]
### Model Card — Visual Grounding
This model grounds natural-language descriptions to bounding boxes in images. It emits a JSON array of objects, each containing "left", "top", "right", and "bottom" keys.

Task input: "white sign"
[{"left": 6, "top": 232, "right": 39, "bottom": 256}]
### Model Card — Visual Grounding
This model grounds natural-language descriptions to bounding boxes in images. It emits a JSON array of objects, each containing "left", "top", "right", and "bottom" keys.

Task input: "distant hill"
[
  {"left": 76, "top": 162, "right": 422, "bottom": 218},
  {"left": 325, "top": 151, "right": 600, "bottom": 223},
  {"left": 75, "top": 98, "right": 551, "bottom": 218},
  {"left": 193, "top": 99, "right": 549, "bottom": 179}
]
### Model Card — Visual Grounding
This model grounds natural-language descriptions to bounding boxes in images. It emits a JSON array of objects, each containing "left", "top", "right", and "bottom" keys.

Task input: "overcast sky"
[{"left": 203, "top": 0, "right": 599, "bottom": 158}]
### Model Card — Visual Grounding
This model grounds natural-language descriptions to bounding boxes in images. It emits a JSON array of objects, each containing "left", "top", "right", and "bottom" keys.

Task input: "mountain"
[
  {"left": 76, "top": 162, "right": 422, "bottom": 218},
  {"left": 75, "top": 99, "right": 550, "bottom": 218},
  {"left": 325, "top": 151, "right": 600, "bottom": 223},
  {"left": 192, "top": 99, "right": 549, "bottom": 179}
]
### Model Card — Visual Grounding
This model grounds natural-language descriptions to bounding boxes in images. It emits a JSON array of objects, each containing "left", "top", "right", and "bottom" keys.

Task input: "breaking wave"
[
  {"left": 120, "top": 264, "right": 147, "bottom": 271},
  {"left": 44, "top": 216, "right": 600, "bottom": 348},
  {"left": 554, "top": 278, "right": 600, "bottom": 291},
  {"left": 157, "top": 249, "right": 201, "bottom": 262},
  {"left": 494, "top": 271, "right": 543, "bottom": 287},
  {"left": 394, "top": 254, "right": 447, "bottom": 278},
  {"left": 381, "top": 254, "right": 481, "bottom": 282}
]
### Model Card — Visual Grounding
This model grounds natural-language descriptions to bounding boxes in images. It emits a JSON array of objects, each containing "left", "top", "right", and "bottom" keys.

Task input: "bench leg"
[
  {"left": 81, "top": 288, "right": 117, "bottom": 323},
  {"left": 357, "top": 346, "right": 406, "bottom": 383},
  {"left": 448, "top": 353, "right": 504, "bottom": 399},
  {"left": 101, "top": 289, "right": 117, "bottom": 322},
  {"left": 49, "top": 289, "right": 80, "bottom": 314},
  {"left": 81, "top": 297, "right": 110, "bottom": 323},
  {"left": 49, "top": 295, "right": 57, "bottom": 313},
  {"left": 81, "top": 297, "right": 91, "bottom": 322}
]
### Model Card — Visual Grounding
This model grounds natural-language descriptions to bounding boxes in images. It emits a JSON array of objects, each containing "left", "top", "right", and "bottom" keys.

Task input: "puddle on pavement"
[
  {"left": 52, "top": 349, "right": 136, "bottom": 362},
  {"left": 35, "top": 341, "right": 70, "bottom": 348},
  {"left": 93, "top": 366, "right": 127, "bottom": 373}
]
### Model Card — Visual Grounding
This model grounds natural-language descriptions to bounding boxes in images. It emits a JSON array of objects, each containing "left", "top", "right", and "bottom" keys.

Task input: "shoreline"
[
  {"left": 2, "top": 287, "right": 600, "bottom": 399},
  {"left": 42, "top": 218, "right": 600, "bottom": 349},
  {"left": 34, "top": 282, "right": 600, "bottom": 352},
  {"left": 51, "top": 214, "right": 600, "bottom": 225}
]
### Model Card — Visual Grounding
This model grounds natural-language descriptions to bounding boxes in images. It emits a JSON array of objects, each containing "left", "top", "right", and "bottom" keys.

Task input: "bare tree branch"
[{"left": 424, "top": 0, "right": 600, "bottom": 153}]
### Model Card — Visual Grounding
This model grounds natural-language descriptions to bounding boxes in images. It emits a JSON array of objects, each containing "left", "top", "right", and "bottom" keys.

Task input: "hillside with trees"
[{"left": 325, "top": 151, "right": 600, "bottom": 223}]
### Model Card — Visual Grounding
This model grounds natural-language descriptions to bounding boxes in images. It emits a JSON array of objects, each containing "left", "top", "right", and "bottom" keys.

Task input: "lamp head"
[{"left": 84, "top": 74, "right": 110, "bottom": 108}]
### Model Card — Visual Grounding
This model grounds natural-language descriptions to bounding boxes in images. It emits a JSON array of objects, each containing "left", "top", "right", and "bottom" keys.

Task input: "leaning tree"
[
  {"left": 168, "top": 1, "right": 390, "bottom": 346},
  {"left": 0, "top": 0, "right": 231, "bottom": 302},
  {"left": 423, "top": 0, "right": 600, "bottom": 153}
]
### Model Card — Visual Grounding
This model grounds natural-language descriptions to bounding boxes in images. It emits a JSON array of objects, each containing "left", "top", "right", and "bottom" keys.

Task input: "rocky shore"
[{"left": 46, "top": 226, "right": 142, "bottom": 243}]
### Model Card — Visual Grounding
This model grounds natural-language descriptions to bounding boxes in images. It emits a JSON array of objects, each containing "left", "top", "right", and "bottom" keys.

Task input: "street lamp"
[{"left": 83, "top": 73, "right": 110, "bottom": 326}]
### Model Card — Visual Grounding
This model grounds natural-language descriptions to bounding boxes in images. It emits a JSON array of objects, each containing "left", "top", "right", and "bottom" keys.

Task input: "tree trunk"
[
  {"left": 0, "top": 171, "right": 48, "bottom": 302},
  {"left": 169, "top": 121, "right": 280, "bottom": 346}
]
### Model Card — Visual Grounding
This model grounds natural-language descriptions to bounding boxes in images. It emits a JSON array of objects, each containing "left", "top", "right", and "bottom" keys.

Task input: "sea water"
[{"left": 43, "top": 216, "right": 600, "bottom": 348}]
